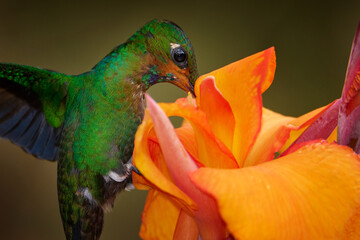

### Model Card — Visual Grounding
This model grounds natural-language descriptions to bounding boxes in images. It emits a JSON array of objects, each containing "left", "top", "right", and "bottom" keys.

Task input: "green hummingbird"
[{"left": 0, "top": 19, "right": 198, "bottom": 239}]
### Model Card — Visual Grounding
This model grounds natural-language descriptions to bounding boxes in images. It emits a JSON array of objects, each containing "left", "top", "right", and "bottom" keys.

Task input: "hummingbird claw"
[
  {"left": 106, "top": 171, "right": 128, "bottom": 182},
  {"left": 104, "top": 161, "right": 142, "bottom": 184},
  {"left": 126, "top": 156, "right": 142, "bottom": 175},
  {"left": 130, "top": 165, "right": 142, "bottom": 176}
]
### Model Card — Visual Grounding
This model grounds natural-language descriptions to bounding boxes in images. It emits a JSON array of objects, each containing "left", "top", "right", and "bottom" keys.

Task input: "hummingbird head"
[{"left": 131, "top": 19, "right": 199, "bottom": 96}]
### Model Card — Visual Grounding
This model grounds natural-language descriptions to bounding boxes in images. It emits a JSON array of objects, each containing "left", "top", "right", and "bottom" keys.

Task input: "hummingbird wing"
[{"left": 0, "top": 63, "right": 69, "bottom": 161}]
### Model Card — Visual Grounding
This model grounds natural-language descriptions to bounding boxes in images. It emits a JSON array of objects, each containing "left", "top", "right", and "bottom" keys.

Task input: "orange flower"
[{"left": 133, "top": 29, "right": 360, "bottom": 239}]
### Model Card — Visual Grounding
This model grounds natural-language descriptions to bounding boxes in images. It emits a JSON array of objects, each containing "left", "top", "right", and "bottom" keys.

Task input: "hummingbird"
[{"left": 0, "top": 19, "right": 198, "bottom": 239}]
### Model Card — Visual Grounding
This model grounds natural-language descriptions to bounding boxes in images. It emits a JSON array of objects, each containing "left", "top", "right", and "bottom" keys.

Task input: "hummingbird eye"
[{"left": 171, "top": 46, "right": 188, "bottom": 69}]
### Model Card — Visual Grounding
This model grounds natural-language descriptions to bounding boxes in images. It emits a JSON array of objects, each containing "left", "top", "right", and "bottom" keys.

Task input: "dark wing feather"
[{"left": 0, "top": 64, "right": 68, "bottom": 161}]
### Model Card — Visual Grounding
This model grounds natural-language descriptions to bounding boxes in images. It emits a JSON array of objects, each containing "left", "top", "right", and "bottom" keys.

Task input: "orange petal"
[
  {"left": 146, "top": 94, "right": 198, "bottom": 194},
  {"left": 245, "top": 108, "right": 294, "bottom": 166},
  {"left": 195, "top": 47, "right": 276, "bottom": 166},
  {"left": 133, "top": 107, "right": 196, "bottom": 214},
  {"left": 148, "top": 119, "right": 200, "bottom": 168},
  {"left": 280, "top": 102, "right": 334, "bottom": 153},
  {"left": 173, "top": 210, "right": 199, "bottom": 240},
  {"left": 198, "top": 76, "right": 235, "bottom": 151},
  {"left": 146, "top": 94, "right": 227, "bottom": 239},
  {"left": 132, "top": 172, "right": 152, "bottom": 190},
  {"left": 134, "top": 95, "right": 237, "bottom": 210},
  {"left": 191, "top": 142, "right": 360, "bottom": 239},
  {"left": 158, "top": 100, "right": 238, "bottom": 169},
  {"left": 174, "top": 125, "right": 199, "bottom": 164},
  {"left": 281, "top": 99, "right": 340, "bottom": 155},
  {"left": 139, "top": 190, "right": 180, "bottom": 240},
  {"left": 328, "top": 126, "right": 338, "bottom": 143}
]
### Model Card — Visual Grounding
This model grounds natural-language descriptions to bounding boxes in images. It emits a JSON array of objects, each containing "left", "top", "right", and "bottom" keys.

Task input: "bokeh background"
[{"left": 0, "top": 0, "right": 359, "bottom": 239}]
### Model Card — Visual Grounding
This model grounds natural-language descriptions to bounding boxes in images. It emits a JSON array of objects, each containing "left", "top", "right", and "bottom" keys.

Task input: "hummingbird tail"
[
  {"left": 71, "top": 200, "right": 104, "bottom": 240},
  {"left": 58, "top": 150, "right": 106, "bottom": 240},
  {"left": 58, "top": 180, "right": 105, "bottom": 240}
]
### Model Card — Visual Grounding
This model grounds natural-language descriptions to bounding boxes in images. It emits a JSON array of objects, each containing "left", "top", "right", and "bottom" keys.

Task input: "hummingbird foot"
[
  {"left": 103, "top": 157, "right": 142, "bottom": 184},
  {"left": 104, "top": 163, "right": 140, "bottom": 184},
  {"left": 101, "top": 157, "right": 143, "bottom": 212},
  {"left": 127, "top": 156, "right": 143, "bottom": 175},
  {"left": 130, "top": 164, "right": 142, "bottom": 175}
]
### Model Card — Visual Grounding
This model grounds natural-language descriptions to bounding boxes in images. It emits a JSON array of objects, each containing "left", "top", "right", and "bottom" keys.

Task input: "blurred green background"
[{"left": 0, "top": 0, "right": 359, "bottom": 239}]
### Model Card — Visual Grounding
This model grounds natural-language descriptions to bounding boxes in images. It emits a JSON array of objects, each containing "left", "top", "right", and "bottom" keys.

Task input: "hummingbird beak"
[
  {"left": 171, "top": 74, "right": 196, "bottom": 97},
  {"left": 188, "top": 82, "right": 195, "bottom": 97}
]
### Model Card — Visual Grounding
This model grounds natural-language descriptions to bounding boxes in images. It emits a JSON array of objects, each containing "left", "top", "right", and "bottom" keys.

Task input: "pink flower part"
[
  {"left": 338, "top": 22, "right": 360, "bottom": 152},
  {"left": 145, "top": 94, "right": 227, "bottom": 239},
  {"left": 282, "top": 99, "right": 340, "bottom": 156}
]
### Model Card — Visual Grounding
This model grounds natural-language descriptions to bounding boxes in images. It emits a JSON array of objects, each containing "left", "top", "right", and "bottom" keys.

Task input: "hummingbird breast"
[
  {"left": 59, "top": 76, "right": 146, "bottom": 198},
  {"left": 57, "top": 79, "right": 146, "bottom": 238}
]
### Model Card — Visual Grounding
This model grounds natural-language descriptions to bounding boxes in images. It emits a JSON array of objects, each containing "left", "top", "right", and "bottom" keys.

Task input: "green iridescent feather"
[{"left": 0, "top": 19, "right": 198, "bottom": 239}]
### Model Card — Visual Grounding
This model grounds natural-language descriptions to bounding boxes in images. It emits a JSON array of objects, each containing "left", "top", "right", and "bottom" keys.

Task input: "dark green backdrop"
[{"left": 0, "top": 0, "right": 359, "bottom": 239}]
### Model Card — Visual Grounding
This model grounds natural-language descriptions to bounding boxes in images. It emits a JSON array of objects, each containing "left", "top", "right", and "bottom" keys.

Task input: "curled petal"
[
  {"left": 338, "top": 22, "right": 360, "bottom": 152},
  {"left": 173, "top": 210, "right": 199, "bottom": 240},
  {"left": 195, "top": 47, "right": 276, "bottom": 166},
  {"left": 146, "top": 94, "right": 227, "bottom": 239},
  {"left": 191, "top": 142, "right": 360, "bottom": 239},
  {"left": 339, "top": 22, "right": 360, "bottom": 114},
  {"left": 245, "top": 108, "right": 294, "bottom": 166},
  {"left": 133, "top": 107, "right": 196, "bottom": 214},
  {"left": 133, "top": 94, "right": 238, "bottom": 213},
  {"left": 280, "top": 103, "right": 334, "bottom": 153},
  {"left": 294, "top": 99, "right": 339, "bottom": 142},
  {"left": 198, "top": 76, "right": 235, "bottom": 151},
  {"left": 146, "top": 94, "right": 198, "bottom": 193},
  {"left": 158, "top": 100, "right": 238, "bottom": 169},
  {"left": 282, "top": 99, "right": 340, "bottom": 156},
  {"left": 173, "top": 124, "right": 199, "bottom": 165}
]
